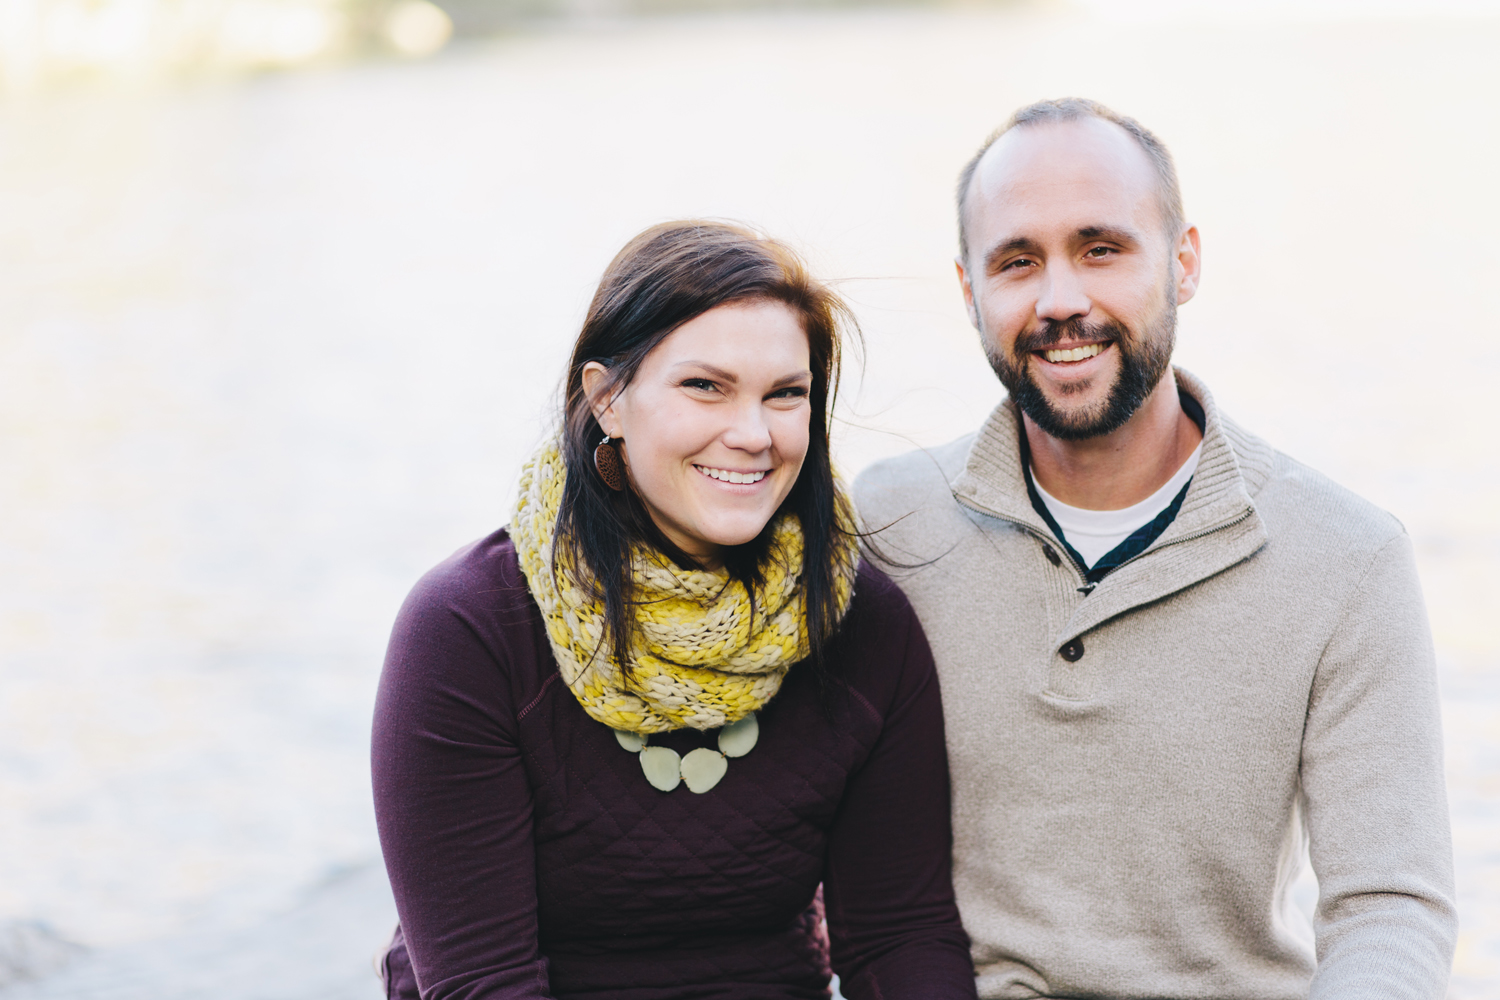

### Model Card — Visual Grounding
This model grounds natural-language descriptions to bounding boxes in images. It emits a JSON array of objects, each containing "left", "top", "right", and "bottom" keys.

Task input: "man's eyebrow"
[
  {"left": 983, "top": 227, "right": 1144, "bottom": 271},
  {"left": 1077, "top": 225, "right": 1142, "bottom": 245},
  {"left": 983, "top": 236, "right": 1042, "bottom": 272}
]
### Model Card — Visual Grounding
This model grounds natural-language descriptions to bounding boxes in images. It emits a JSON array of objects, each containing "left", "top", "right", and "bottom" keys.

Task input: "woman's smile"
[{"left": 693, "top": 464, "right": 769, "bottom": 486}]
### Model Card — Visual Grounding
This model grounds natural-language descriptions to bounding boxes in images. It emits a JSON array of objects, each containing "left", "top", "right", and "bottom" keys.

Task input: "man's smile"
[
  {"left": 1041, "top": 343, "right": 1105, "bottom": 363},
  {"left": 1032, "top": 340, "right": 1114, "bottom": 369}
]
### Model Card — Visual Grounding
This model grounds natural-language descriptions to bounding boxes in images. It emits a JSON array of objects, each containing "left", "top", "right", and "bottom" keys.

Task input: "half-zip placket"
[{"left": 952, "top": 490, "right": 1258, "bottom": 593}]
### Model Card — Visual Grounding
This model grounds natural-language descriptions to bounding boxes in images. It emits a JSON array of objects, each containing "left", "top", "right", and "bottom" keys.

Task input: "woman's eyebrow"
[
  {"left": 670, "top": 364, "right": 811, "bottom": 388},
  {"left": 671, "top": 361, "right": 737, "bottom": 383}
]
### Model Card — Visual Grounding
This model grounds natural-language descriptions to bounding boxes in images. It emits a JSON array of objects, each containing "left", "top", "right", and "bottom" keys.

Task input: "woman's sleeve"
[
  {"left": 822, "top": 598, "right": 978, "bottom": 1000},
  {"left": 371, "top": 568, "right": 555, "bottom": 1000}
]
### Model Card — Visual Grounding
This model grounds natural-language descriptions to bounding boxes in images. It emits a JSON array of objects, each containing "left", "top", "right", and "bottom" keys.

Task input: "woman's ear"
[{"left": 580, "top": 362, "right": 620, "bottom": 437}]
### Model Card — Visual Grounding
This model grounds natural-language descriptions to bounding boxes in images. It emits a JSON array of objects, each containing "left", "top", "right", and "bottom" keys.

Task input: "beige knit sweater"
[{"left": 854, "top": 370, "right": 1455, "bottom": 1000}]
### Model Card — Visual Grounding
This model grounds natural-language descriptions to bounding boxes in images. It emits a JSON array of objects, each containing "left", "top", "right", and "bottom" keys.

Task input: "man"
[{"left": 855, "top": 98, "right": 1456, "bottom": 1000}]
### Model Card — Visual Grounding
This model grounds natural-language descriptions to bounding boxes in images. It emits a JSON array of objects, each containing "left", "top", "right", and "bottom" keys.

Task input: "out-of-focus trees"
[
  {"left": 0, "top": 0, "right": 990, "bottom": 91},
  {"left": 0, "top": 0, "right": 454, "bottom": 89}
]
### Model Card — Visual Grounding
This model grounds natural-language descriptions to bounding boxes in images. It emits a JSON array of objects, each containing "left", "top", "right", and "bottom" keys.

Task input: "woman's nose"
[{"left": 720, "top": 404, "right": 773, "bottom": 453}]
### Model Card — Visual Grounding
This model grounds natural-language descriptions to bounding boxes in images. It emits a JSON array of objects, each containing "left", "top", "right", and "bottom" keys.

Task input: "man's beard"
[{"left": 985, "top": 295, "right": 1176, "bottom": 442}]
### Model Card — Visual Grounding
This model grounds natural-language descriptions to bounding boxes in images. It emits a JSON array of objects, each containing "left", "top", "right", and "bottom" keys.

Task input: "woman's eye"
[
  {"left": 769, "top": 386, "right": 809, "bottom": 401},
  {"left": 681, "top": 378, "right": 717, "bottom": 391}
]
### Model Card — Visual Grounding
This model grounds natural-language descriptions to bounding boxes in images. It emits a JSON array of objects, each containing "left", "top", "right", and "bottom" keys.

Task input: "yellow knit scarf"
[{"left": 511, "top": 438, "right": 857, "bottom": 734}]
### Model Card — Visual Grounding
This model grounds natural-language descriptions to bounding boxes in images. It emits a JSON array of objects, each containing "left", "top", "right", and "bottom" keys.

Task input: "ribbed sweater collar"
[{"left": 951, "top": 368, "right": 1276, "bottom": 548}]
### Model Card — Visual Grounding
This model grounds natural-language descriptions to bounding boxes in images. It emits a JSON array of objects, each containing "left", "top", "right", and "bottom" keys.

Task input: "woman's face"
[{"left": 584, "top": 299, "right": 814, "bottom": 569}]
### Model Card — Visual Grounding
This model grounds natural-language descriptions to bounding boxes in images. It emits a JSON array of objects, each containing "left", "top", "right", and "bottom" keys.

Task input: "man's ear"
[
  {"left": 580, "top": 362, "right": 621, "bottom": 437},
  {"left": 956, "top": 257, "right": 981, "bottom": 329},
  {"left": 1174, "top": 225, "right": 1202, "bottom": 305}
]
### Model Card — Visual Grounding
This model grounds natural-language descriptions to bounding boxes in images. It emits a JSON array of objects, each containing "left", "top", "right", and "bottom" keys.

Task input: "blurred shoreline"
[
  {"left": 0, "top": 0, "right": 1044, "bottom": 95},
  {"left": 7, "top": 0, "right": 1500, "bottom": 96}
]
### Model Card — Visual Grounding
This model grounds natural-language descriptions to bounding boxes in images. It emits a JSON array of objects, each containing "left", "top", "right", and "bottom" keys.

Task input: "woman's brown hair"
[{"left": 556, "top": 220, "right": 856, "bottom": 683}]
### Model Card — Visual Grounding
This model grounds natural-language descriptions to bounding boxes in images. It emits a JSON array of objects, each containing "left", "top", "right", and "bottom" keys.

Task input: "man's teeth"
[
  {"left": 696, "top": 466, "right": 767, "bottom": 484},
  {"left": 1043, "top": 343, "right": 1105, "bottom": 363}
]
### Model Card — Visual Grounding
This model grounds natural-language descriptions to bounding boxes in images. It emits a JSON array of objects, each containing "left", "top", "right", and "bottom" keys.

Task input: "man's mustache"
[{"left": 1013, "top": 318, "right": 1128, "bottom": 355}]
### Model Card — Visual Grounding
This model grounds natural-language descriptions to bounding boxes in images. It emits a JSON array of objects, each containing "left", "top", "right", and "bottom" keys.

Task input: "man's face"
[{"left": 958, "top": 118, "right": 1198, "bottom": 440}]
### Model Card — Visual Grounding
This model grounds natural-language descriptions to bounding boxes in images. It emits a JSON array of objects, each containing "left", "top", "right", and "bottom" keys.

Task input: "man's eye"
[
  {"left": 1085, "top": 246, "right": 1114, "bottom": 258},
  {"left": 1003, "top": 258, "right": 1035, "bottom": 271}
]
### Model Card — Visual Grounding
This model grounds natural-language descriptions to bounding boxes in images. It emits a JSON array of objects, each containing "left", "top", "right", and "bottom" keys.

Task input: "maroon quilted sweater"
[{"left": 372, "top": 529, "right": 977, "bottom": 1000}]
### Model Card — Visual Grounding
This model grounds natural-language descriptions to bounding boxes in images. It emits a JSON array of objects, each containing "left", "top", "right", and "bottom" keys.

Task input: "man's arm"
[{"left": 1301, "top": 531, "right": 1457, "bottom": 999}]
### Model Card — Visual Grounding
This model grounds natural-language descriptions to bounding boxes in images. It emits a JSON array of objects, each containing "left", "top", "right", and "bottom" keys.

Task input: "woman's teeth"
[
  {"left": 1043, "top": 343, "right": 1105, "bottom": 363},
  {"left": 695, "top": 466, "right": 766, "bottom": 484}
]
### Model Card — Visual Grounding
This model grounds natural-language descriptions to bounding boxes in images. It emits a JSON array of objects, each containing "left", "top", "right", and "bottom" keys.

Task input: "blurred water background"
[{"left": 0, "top": 0, "right": 1497, "bottom": 995}]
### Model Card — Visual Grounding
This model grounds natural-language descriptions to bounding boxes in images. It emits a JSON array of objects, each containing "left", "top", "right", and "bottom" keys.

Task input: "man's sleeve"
[{"left": 1301, "top": 531, "right": 1457, "bottom": 1000}]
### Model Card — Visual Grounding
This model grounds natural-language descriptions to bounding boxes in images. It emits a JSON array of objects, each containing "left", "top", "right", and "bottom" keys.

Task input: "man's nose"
[
  {"left": 721, "top": 403, "right": 773, "bottom": 454},
  {"left": 1035, "top": 262, "right": 1091, "bottom": 323}
]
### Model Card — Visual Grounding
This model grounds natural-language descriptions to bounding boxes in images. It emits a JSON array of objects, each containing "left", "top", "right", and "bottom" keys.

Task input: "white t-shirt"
[{"left": 1032, "top": 442, "right": 1203, "bottom": 569}]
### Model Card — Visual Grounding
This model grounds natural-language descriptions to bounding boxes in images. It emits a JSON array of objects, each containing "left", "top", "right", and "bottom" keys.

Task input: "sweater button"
[
  {"left": 1060, "top": 639, "right": 1085, "bottom": 662},
  {"left": 1042, "top": 544, "right": 1062, "bottom": 566}
]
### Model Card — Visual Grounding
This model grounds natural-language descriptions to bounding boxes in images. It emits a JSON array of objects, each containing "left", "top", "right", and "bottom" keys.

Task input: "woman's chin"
[{"left": 687, "top": 513, "right": 778, "bottom": 555}]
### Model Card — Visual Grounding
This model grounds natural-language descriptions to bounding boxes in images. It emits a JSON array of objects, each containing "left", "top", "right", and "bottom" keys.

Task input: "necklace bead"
[
  {"left": 681, "top": 748, "right": 729, "bottom": 792},
  {"left": 718, "top": 714, "right": 759, "bottom": 758},
  {"left": 639, "top": 746, "right": 682, "bottom": 792}
]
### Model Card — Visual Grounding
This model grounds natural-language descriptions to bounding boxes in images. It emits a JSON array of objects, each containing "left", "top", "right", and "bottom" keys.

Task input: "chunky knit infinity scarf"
[{"left": 511, "top": 438, "right": 857, "bottom": 734}]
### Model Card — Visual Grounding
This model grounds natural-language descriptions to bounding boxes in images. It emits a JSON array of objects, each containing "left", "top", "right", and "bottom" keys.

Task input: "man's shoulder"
[
  {"left": 853, "top": 433, "right": 975, "bottom": 522},
  {"left": 849, "top": 406, "right": 1410, "bottom": 569},
  {"left": 1238, "top": 419, "right": 1408, "bottom": 558}
]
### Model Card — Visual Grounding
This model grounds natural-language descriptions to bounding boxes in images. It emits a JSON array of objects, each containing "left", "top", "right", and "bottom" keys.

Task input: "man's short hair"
[{"left": 956, "top": 98, "right": 1185, "bottom": 262}]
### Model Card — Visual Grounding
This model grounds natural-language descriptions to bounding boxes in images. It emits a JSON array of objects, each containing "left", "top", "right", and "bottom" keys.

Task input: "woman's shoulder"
[
  {"left": 842, "top": 557, "right": 921, "bottom": 635},
  {"left": 825, "top": 559, "right": 935, "bottom": 709},
  {"left": 386, "top": 527, "right": 545, "bottom": 684},
  {"left": 375, "top": 529, "right": 549, "bottom": 794},
  {"left": 402, "top": 527, "right": 530, "bottom": 616}
]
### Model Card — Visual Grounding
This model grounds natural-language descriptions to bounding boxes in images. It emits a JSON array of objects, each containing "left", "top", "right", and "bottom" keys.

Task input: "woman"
[{"left": 372, "top": 221, "right": 976, "bottom": 1000}]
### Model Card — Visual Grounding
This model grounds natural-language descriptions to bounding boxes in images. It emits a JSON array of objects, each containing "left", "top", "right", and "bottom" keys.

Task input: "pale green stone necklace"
[{"left": 613, "top": 713, "right": 760, "bottom": 793}]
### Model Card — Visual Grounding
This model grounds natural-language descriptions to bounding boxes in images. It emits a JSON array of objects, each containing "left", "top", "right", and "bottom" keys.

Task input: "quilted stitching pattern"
[{"left": 523, "top": 641, "right": 877, "bottom": 995}]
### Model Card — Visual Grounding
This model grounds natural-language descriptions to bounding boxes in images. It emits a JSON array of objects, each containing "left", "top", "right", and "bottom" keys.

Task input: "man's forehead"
[{"left": 969, "top": 118, "right": 1161, "bottom": 236}]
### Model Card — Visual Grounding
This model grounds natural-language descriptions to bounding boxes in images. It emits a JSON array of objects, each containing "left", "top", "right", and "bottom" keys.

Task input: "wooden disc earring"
[{"left": 594, "top": 435, "right": 626, "bottom": 491}]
